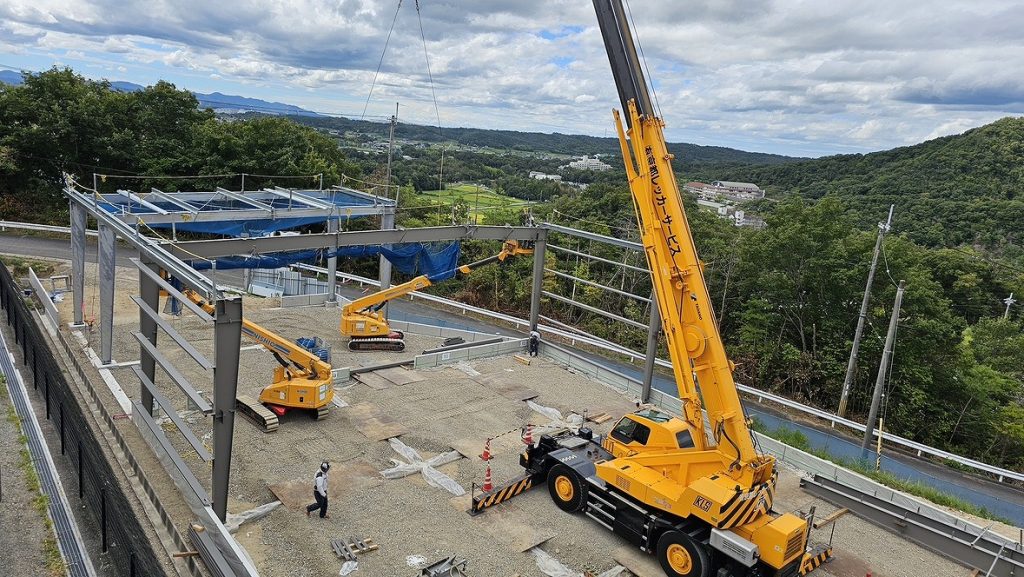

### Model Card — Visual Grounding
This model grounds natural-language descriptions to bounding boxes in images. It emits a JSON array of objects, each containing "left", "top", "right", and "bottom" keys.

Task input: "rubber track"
[
  {"left": 348, "top": 337, "right": 405, "bottom": 352},
  {"left": 235, "top": 395, "right": 279, "bottom": 433}
]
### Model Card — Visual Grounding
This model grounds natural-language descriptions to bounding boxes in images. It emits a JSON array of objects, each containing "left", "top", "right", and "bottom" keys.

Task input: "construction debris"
[
  {"left": 586, "top": 412, "right": 613, "bottom": 424},
  {"left": 526, "top": 400, "right": 584, "bottom": 433},
  {"left": 813, "top": 507, "right": 849, "bottom": 529},
  {"left": 224, "top": 501, "right": 282, "bottom": 533},
  {"left": 380, "top": 437, "right": 465, "bottom": 496},
  {"left": 331, "top": 536, "right": 378, "bottom": 562},
  {"left": 529, "top": 547, "right": 625, "bottom": 577},
  {"left": 513, "top": 354, "right": 531, "bottom": 365},
  {"left": 417, "top": 555, "right": 469, "bottom": 577}
]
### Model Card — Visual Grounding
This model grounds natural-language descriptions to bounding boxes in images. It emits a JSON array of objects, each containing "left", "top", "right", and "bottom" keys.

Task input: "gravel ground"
[
  {"left": 0, "top": 378, "right": 50, "bottom": 577},
  {"left": 57, "top": 264, "right": 978, "bottom": 577}
]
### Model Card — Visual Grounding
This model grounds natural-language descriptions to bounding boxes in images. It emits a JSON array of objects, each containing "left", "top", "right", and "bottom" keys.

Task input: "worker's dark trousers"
[
  {"left": 529, "top": 338, "right": 539, "bottom": 356},
  {"left": 306, "top": 491, "right": 328, "bottom": 518}
]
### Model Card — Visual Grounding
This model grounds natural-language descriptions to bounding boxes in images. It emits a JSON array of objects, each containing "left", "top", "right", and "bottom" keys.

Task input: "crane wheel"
[
  {"left": 656, "top": 531, "right": 710, "bottom": 577},
  {"left": 547, "top": 464, "right": 586, "bottom": 512}
]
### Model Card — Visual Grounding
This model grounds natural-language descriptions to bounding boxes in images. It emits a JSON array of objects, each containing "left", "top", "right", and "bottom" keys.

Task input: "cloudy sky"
[{"left": 1, "top": 0, "right": 1022, "bottom": 157}]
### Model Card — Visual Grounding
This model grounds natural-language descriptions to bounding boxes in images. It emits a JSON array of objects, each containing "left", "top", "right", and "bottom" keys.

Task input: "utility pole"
[
  {"left": 838, "top": 205, "right": 894, "bottom": 417},
  {"left": 386, "top": 102, "right": 398, "bottom": 202},
  {"left": 1004, "top": 293, "right": 1016, "bottom": 320},
  {"left": 862, "top": 279, "right": 905, "bottom": 453}
]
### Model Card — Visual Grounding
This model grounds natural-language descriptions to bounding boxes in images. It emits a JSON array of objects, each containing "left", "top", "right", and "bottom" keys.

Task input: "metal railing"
[{"left": 0, "top": 220, "right": 98, "bottom": 236}]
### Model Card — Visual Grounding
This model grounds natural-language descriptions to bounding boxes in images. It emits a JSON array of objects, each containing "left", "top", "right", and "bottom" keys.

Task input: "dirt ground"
[{"left": 50, "top": 262, "right": 981, "bottom": 577}]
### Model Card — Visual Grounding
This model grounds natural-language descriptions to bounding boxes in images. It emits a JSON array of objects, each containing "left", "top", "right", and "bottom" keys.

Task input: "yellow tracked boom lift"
[
  {"left": 340, "top": 240, "right": 532, "bottom": 351},
  {"left": 515, "top": 2, "right": 832, "bottom": 576},
  {"left": 183, "top": 288, "right": 334, "bottom": 432}
]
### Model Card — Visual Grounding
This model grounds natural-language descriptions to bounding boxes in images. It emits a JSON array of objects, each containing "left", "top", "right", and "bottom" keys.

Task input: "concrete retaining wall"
[
  {"left": 414, "top": 338, "right": 528, "bottom": 369},
  {"left": 280, "top": 293, "right": 329, "bottom": 308},
  {"left": 389, "top": 320, "right": 502, "bottom": 343}
]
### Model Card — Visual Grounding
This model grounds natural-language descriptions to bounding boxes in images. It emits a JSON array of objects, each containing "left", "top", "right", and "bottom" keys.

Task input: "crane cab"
[{"left": 602, "top": 408, "right": 701, "bottom": 458}]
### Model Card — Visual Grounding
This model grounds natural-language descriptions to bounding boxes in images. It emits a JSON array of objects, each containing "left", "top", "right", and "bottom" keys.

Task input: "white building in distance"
[
  {"left": 564, "top": 156, "right": 613, "bottom": 171},
  {"left": 684, "top": 180, "right": 764, "bottom": 202},
  {"left": 529, "top": 171, "right": 562, "bottom": 181}
]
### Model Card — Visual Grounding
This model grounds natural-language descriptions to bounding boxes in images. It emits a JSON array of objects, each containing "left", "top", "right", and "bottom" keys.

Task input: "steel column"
[
  {"left": 326, "top": 219, "right": 339, "bottom": 303},
  {"left": 98, "top": 223, "right": 116, "bottom": 364},
  {"left": 137, "top": 255, "right": 159, "bottom": 415},
  {"left": 641, "top": 294, "right": 661, "bottom": 402},
  {"left": 70, "top": 202, "right": 87, "bottom": 326},
  {"left": 211, "top": 296, "right": 242, "bottom": 522},
  {"left": 530, "top": 237, "right": 547, "bottom": 332},
  {"left": 377, "top": 206, "right": 395, "bottom": 317}
]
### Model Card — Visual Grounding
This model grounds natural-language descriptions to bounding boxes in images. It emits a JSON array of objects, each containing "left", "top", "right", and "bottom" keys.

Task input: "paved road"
[{"left": 5, "top": 231, "right": 1023, "bottom": 524}]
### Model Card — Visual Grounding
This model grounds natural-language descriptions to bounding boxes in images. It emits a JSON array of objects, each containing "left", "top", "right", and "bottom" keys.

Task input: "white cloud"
[{"left": 0, "top": 0, "right": 1021, "bottom": 156}]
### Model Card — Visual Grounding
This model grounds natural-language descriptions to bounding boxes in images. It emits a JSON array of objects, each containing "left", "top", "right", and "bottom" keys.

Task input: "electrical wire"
[
  {"left": 360, "top": 0, "right": 404, "bottom": 121},
  {"left": 880, "top": 240, "right": 900, "bottom": 288}
]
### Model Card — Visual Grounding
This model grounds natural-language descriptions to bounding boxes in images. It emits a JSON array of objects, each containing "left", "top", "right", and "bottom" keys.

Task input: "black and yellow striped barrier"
[
  {"left": 470, "top": 473, "right": 538, "bottom": 515},
  {"left": 800, "top": 545, "right": 833, "bottom": 575}
]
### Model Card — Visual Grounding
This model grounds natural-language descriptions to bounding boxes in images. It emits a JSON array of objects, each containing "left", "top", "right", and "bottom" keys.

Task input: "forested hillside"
[
  {"left": 691, "top": 118, "right": 1024, "bottom": 251},
  {"left": 289, "top": 114, "right": 799, "bottom": 166},
  {"left": 0, "top": 68, "right": 358, "bottom": 222}
]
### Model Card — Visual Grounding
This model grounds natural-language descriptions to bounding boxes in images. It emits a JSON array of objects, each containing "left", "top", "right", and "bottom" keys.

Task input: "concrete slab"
[
  {"left": 353, "top": 372, "right": 393, "bottom": 390},
  {"left": 346, "top": 402, "right": 408, "bottom": 441},
  {"left": 458, "top": 496, "right": 556, "bottom": 553},
  {"left": 268, "top": 460, "right": 383, "bottom": 510},
  {"left": 375, "top": 367, "right": 426, "bottom": 386},
  {"left": 474, "top": 374, "right": 540, "bottom": 402}
]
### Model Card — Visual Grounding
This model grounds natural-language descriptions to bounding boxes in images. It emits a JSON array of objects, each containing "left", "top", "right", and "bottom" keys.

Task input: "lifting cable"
[{"left": 360, "top": 0, "right": 404, "bottom": 121}]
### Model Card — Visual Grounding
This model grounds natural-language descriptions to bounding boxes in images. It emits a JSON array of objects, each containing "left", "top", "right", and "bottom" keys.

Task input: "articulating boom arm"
[
  {"left": 594, "top": 0, "right": 757, "bottom": 468},
  {"left": 182, "top": 288, "right": 332, "bottom": 379}
]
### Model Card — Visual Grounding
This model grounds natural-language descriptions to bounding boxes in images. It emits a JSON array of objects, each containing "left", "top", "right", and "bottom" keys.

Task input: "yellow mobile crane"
[
  {"left": 517, "top": 2, "right": 831, "bottom": 576},
  {"left": 183, "top": 288, "right": 334, "bottom": 432},
  {"left": 340, "top": 240, "right": 533, "bottom": 351}
]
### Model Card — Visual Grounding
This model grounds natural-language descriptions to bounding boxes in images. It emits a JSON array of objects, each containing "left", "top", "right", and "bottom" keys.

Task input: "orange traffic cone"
[
  {"left": 483, "top": 463, "right": 493, "bottom": 492},
  {"left": 522, "top": 424, "right": 534, "bottom": 446},
  {"left": 480, "top": 438, "right": 492, "bottom": 461}
]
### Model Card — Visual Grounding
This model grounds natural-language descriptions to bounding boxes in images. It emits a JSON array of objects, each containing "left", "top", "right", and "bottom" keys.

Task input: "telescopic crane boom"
[
  {"left": 183, "top": 288, "right": 334, "bottom": 432},
  {"left": 514, "top": 2, "right": 832, "bottom": 576}
]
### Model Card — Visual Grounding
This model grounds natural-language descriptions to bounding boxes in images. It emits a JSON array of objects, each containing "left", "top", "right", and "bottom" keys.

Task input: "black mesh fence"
[{"left": 0, "top": 261, "right": 167, "bottom": 577}]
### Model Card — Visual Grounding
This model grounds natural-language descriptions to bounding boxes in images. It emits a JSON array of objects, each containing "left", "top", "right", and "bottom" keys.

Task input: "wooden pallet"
[{"left": 330, "top": 536, "right": 378, "bottom": 562}]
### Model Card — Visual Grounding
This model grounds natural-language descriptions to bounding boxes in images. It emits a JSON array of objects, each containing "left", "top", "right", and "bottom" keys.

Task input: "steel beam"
[
  {"left": 211, "top": 296, "right": 242, "bottom": 522},
  {"left": 215, "top": 187, "right": 275, "bottom": 212},
  {"left": 265, "top": 187, "right": 334, "bottom": 210},
  {"left": 130, "top": 295, "right": 213, "bottom": 371},
  {"left": 377, "top": 206, "right": 395, "bottom": 317},
  {"left": 543, "top": 222, "right": 642, "bottom": 251},
  {"left": 530, "top": 237, "right": 547, "bottom": 331},
  {"left": 66, "top": 187, "right": 218, "bottom": 299},
  {"left": 114, "top": 189, "right": 169, "bottom": 214},
  {"left": 130, "top": 258, "right": 214, "bottom": 322},
  {"left": 549, "top": 243, "right": 649, "bottom": 273},
  {"left": 131, "top": 332, "right": 212, "bottom": 414},
  {"left": 98, "top": 223, "right": 116, "bottom": 364},
  {"left": 545, "top": 268, "right": 650, "bottom": 302},
  {"left": 326, "top": 219, "right": 339, "bottom": 303},
  {"left": 137, "top": 257, "right": 160, "bottom": 415},
  {"left": 70, "top": 202, "right": 87, "bottom": 326},
  {"left": 168, "top": 225, "right": 547, "bottom": 259},
  {"left": 801, "top": 475, "right": 1024, "bottom": 577},
  {"left": 541, "top": 290, "right": 648, "bottom": 330},
  {"left": 642, "top": 294, "right": 661, "bottom": 402},
  {"left": 130, "top": 365, "right": 212, "bottom": 461},
  {"left": 148, "top": 188, "right": 200, "bottom": 215}
]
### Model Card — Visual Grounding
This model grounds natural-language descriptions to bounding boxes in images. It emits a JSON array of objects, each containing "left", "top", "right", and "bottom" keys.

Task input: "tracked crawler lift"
[
  {"left": 182, "top": 288, "right": 334, "bottom": 432},
  {"left": 340, "top": 240, "right": 533, "bottom": 351}
]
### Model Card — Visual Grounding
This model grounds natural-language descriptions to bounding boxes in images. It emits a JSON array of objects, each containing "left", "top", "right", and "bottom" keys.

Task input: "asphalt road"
[{"left": 4, "top": 231, "right": 1022, "bottom": 522}]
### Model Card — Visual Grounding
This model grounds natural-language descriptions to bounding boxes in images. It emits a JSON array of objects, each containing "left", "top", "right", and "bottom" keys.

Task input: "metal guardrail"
[
  {"left": 802, "top": 474, "right": 1024, "bottom": 577},
  {"left": 292, "top": 263, "right": 1024, "bottom": 485},
  {"left": 0, "top": 220, "right": 98, "bottom": 237}
]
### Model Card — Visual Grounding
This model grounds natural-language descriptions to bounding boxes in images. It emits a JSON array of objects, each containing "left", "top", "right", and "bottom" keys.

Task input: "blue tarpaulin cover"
[{"left": 188, "top": 242, "right": 462, "bottom": 281}]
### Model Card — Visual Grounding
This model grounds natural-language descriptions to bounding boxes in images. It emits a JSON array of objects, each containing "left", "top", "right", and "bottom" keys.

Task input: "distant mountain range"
[{"left": 0, "top": 69, "right": 318, "bottom": 116}]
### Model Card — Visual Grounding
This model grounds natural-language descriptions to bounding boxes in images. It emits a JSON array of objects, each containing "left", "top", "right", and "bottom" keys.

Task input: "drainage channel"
[{"left": 0, "top": 326, "right": 96, "bottom": 577}]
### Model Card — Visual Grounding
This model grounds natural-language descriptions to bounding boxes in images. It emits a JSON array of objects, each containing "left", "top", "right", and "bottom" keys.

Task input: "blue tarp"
[
  {"left": 149, "top": 217, "right": 337, "bottom": 237},
  {"left": 188, "top": 242, "right": 462, "bottom": 281}
]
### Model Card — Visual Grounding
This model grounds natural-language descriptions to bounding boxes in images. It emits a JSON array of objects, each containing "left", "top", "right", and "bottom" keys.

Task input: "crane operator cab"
[{"left": 602, "top": 408, "right": 698, "bottom": 459}]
